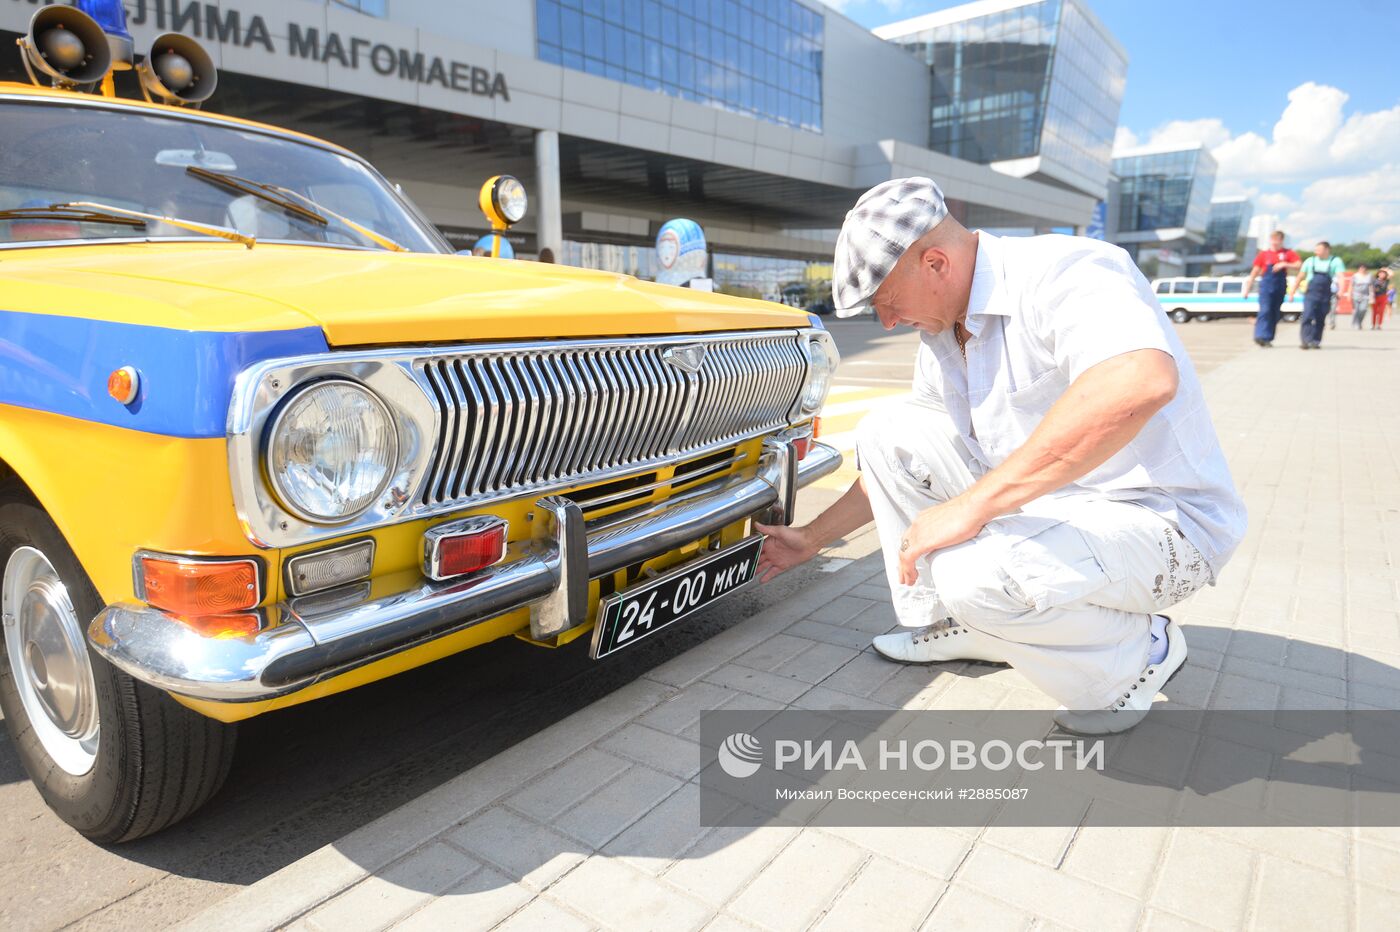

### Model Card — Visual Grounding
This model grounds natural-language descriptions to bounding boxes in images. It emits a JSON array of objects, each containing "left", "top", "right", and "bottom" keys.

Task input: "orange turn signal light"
[
  {"left": 108, "top": 366, "right": 139, "bottom": 405},
  {"left": 138, "top": 554, "right": 261, "bottom": 615},
  {"left": 174, "top": 613, "right": 263, "bottom": 639},
  {"left": 793, "top": 419, "right": 819, "bottom": 461}
]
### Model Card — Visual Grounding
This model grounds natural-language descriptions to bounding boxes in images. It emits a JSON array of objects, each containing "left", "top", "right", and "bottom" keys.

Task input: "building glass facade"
[
  {"left": 332, "top": 0, "right": 388, "bottom": 15},
  {"left": 1112, "top": 146, "right": 1217, "bottom": 235},
  {"left": 1203, "top": 197, "right": 1253, "bottom": 253},
  {"left": 1037, "top": 0, "right": 1124, "bottom": 193},
  {"left": 885, "top": 0, "right": 1122, "bottom": 194},
  {"left": 536, "top": 0, "right": 824, "bottom": 131}
]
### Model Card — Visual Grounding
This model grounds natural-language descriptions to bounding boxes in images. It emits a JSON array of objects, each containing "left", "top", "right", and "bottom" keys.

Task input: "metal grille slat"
[
  {"left": 595, "top": 351, "right": 623, "bottom": 468},
  {"left": 587, "top": 354, "right": 609, "bottom": 465},
  {"left": 547, "top": 356, "right": 580, "bottom": 481},
  {"left": 612, "top": 349, "right": 644, "bottom": 465},
  {"left": 469, "top": 358, "right": 501, "bottom": 496},
  {"left": 415, "top": 334, "right": 807, "bottom": 508},
  {"left": 520, "top": 356, "right": 553, "bottom": 483},
  {"left": 419, "top": 362, "right": 452, "bottom": 504},
  {"left": 567, "top": 353, "right": 600, "bottom": 478},
  {"left": 451, "top": 360, "right": 484, "bottom": 499},
  {"left": 639, "top": 350, "right": 671, "bottom": 460}
]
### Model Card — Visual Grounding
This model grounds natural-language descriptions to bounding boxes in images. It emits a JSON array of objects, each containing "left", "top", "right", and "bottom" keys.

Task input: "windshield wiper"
[
  {"left": 186, "top": 166, "right": 407, "bottom": 252},
  {"left": 186, "top": 165, "right": 327, "bottom": 226},
  {"left": 0, "top": 202, "right": 255, "bottom": 248},
  {"left": 0, "top": 206, "right": 146, "bottom": 228}
]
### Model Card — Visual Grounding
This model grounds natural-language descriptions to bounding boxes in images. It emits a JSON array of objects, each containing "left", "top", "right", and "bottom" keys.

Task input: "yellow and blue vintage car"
[{"left": 0, "top": 5, "right": 838, "bottom": 841}]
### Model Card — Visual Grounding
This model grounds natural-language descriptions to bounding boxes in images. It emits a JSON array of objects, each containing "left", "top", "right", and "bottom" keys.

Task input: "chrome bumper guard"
[{"left": 88, "top": 440, "right": 842, "bottom": 702}]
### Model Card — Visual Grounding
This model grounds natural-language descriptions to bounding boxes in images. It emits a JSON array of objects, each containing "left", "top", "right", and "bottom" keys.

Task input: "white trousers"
[{"left": 856, "top": 399, "right": 1212, "bottom": 709}]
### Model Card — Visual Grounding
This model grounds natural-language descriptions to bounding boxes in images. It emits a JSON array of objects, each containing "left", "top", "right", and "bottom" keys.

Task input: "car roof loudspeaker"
[
  {"left": 17, "top": 6, "right": 113, "bottom": 89},
  {"left": 137, "top": 33, "right": 218, "bottom": 107}
]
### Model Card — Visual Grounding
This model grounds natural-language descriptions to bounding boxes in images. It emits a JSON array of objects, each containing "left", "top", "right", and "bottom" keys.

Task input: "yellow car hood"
[{"left": 1, "top": 243, "right": 811, "bottom": 344}]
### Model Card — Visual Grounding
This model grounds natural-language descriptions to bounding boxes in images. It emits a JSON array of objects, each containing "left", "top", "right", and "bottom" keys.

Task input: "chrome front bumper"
[{"left": 88, "top": 440, "right": 841, "bottom": 703}]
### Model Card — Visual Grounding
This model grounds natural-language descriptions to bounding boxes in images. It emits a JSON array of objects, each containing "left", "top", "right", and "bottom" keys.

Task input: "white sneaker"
[
  {"left": 871, "top": 618, "right": 1009, "bottom": 665},
  {"left": 1053, "top": 617, "right": 1187, "bottom": 735}
]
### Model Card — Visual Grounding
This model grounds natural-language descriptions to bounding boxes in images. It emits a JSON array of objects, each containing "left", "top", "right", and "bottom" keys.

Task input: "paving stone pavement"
[{"left": 184, "top": 327, "right": 1400, "bottom": 932}]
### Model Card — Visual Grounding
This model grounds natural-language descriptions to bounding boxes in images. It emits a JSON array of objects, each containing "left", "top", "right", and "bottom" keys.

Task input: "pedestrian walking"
[
  {"left": 1348, "top": 263, "right": 1374, "bottom": 330},
  {"left": 756, "top": 177, "right": 1246, "bottom": 735},
  {"left": 1290, "top": 242, "right": 1346, "bottom": 347},
  {"left": 1241, "top": 230, "right": 1300, "bottom": 346},
  {"left": 1372, "top": 268, "right": 1390, "bottom": 329}
]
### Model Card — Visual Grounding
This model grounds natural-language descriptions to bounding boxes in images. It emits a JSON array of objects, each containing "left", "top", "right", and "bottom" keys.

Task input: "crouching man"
[{"left": 756, "top": 178, "right": 1246, "bottom": 734}]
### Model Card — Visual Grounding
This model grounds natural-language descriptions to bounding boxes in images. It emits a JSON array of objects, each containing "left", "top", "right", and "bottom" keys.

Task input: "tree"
[{"left": 1296, "top": 242, "right": 1397, "bottom": 269}]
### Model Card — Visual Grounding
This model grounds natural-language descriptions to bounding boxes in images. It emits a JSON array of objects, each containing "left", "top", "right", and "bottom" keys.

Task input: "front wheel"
[
  {"left": 0, "top": 483, "right": 237, "bottom": 842},
  {"left": 1171, "top": 308, "right": 1191, "bottom": 323}
]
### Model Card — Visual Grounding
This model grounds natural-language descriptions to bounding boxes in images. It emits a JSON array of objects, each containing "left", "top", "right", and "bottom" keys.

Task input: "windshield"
[{"left": 0, "top": 100, "right": 449, "bottom": 253}]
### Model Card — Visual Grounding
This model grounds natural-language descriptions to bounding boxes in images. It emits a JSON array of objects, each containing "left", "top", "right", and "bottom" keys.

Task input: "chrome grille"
[{"left": 416, "top": 333, "right": 807, "bottom": 507}]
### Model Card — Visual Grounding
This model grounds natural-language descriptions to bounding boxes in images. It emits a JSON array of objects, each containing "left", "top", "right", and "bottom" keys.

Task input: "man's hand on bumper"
[
  {"left": 897, "top": 496, "right": 987, "bottom": 585},
  {"left": 753, "top": 522, "right": 820, "bottom": 582}
]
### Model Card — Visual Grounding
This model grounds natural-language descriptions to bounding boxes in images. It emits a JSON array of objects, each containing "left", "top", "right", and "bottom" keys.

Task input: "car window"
[
  {"left": 0, "top": 101, "right": 448, "bottom": 252},
  {"left": 1172, "top": 281, "right": 1195, "bottom": 294},
  {"left": 1155, "top": 281, "right": 1171, "bottom": 294},
  {"left": 1196, "top": 281, "right": 1219, "bottom": 294},
  {"left": 1221, "top": 281, "right": 1243, "bottom": 294}
]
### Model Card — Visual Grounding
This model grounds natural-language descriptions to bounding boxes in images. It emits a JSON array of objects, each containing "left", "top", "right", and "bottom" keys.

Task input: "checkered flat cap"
[{"left": 832, "top": 177, "right": 948, "bottom": 317}]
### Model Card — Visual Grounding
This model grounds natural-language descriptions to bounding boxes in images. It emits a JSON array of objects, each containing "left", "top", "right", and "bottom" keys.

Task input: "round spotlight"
[{"left": 478, "top": 174, "right": 528, "bottom": 230}]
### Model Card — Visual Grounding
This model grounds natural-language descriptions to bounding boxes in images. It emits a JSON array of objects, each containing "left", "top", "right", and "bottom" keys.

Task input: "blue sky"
[{"left": 823, "top": 0, "right": 1400, "bottom": 246}]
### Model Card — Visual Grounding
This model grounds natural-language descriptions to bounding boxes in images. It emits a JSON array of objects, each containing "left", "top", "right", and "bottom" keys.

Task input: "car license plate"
[{"left": 590, "top": 536, "right": 765, "bottom": 659}]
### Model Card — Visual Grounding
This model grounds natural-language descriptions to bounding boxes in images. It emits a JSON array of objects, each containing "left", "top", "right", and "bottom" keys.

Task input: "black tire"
[
  {"left": 1171, "top": 309, "right": 1190, "bottom": 323},
  {"left": 0, "top": 481, "right": 237, "bottom": 842},
  {"left": 1283, "top": 312, "right": 1300, "bottom": 323}
]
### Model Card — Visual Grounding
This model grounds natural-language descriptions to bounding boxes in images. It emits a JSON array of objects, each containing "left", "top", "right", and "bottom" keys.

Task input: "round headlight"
[
  {"left": 267, "top": 380, "right": 398, "bottom": 523},
  {"left": 495, "top": 176, "right": 528, "bottom": 224},
  {"left": 800, "top": 338, "right": 834, "bottom": 414}
]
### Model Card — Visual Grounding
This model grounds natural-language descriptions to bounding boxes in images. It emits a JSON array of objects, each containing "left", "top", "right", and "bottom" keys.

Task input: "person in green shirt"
[{"left": 1289, "top": 241, "right": 1346, "bottom": 348}]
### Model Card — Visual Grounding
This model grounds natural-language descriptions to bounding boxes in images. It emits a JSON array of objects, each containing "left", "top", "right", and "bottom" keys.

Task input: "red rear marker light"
[
  {"left": 136, "top": 554, "right": 260, "bottom": 615},
  {"left": 423, "top": 516, "right": 509, "bottom": 581}
]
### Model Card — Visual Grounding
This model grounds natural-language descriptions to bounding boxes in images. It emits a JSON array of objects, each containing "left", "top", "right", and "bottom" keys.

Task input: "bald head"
[{"left": 868, "top": 216, "right": 979, "bottom": 334}]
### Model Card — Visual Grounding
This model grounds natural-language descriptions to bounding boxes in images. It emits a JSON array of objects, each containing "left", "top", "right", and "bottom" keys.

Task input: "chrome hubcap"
[{"left": 3, "top": 546, "right": 99, "bottom": 775}]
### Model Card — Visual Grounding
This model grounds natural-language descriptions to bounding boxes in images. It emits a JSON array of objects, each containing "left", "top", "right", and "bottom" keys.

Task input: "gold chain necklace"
[{"left": 954, "top": 321, "right": 969, "bottom": 359}]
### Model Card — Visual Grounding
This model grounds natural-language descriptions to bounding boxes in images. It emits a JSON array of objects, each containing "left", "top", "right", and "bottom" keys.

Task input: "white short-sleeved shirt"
[{"left": 912, "top": 232, "right": 1247, "bottom": 575}]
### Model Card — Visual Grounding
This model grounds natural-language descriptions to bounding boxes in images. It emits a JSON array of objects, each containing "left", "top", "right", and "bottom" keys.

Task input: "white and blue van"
[{"left": 1150, "top": 276, "right": 1302, "bottom": 324}]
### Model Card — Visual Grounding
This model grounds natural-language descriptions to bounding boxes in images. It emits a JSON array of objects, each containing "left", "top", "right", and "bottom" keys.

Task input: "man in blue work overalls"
[
  {"left": 1290, "top": 241, "right": 1346, "bottom": 349},
  {"left": 1241, "top": 231, "right": 1301, "bottom": 347}
]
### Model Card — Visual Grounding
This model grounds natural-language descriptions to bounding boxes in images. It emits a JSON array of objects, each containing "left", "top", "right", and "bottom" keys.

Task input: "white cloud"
[
  {"left": 1280, "top": 164, "right": 1400, "bottom": 247},
  {"left": 823, "top": 0, "right": 905, "bottom": 12},
  {"left": 1256, "top": 192, "right": 1297, "bottom": 214},
  {"left": 1121, "top": 83, "right": 1400, "bottom": 245},
  {"left": 1140, "top": 118, "right": 1232, "bottom": 151},
  {"left": 1369, "top": 225, "right": 1400, "bottom": 248},
  {"left": 1114, "top": 126, "right": 1139, "bottom": 150}
]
